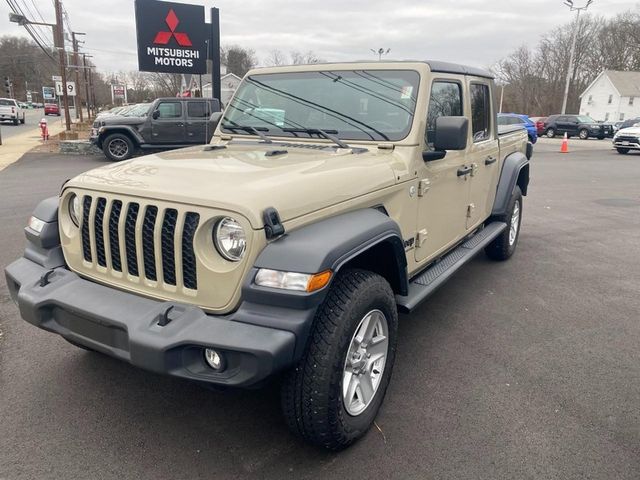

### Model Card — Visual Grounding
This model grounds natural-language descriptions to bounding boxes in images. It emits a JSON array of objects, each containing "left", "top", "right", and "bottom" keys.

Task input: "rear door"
[
  {"left": 466, "top": 81, "right": 500, "bottom": 228},
  {"left": 151, "top": 101, "right": 185, "bottom": 143},
  {"left": 185, "top": 100, "right": 212, "bottom": 144}
]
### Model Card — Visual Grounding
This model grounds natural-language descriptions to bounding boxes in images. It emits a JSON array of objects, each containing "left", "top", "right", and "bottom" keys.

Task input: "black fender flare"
[
  {"left": 98, "top": 126, "right": 144, "bottom": 147},
  {"left": 248, "top": 208, "right": 408, "bottom": 300},
  {"left": 492, "top": 151, "right": 529, "bottom": 217}
]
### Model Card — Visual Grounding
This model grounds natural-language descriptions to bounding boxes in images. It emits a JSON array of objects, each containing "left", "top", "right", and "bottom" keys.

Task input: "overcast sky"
[{"left": 1, "top": 0, "right": 638, "bottom": 73}]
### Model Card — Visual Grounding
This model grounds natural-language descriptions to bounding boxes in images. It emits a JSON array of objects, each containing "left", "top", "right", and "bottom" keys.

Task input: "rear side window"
[
  {"left": 425, "top": 81, "right": 463, "bottom": 149},
  {"left": 156, "top": 102, "right": 182, "bottom": 119},
  {"left": 470, "top": 84, "right": 491, "bottom": 142},
  {"left": 187, "top": 101, "right": 209, "bottom": 118},
  {"left": 0, "top": 99, "right": 16, "bottom": 106}
]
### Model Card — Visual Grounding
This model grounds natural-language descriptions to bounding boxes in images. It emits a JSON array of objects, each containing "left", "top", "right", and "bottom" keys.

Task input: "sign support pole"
[
  {"left": 210, "top": 7, "right": 221, "bottom": 102},
  {"left": 54, "top": 0, "right": 72, "bottom": 131}
]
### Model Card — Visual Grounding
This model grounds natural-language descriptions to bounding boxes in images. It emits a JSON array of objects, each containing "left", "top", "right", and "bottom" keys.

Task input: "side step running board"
[{"left": 396, "top": 222, "right": 507, "bottom": 313}]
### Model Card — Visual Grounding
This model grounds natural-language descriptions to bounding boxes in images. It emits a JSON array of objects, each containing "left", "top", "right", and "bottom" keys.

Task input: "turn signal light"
[{"left": 307, "top": 270, "right": 332, "bottom": 292}]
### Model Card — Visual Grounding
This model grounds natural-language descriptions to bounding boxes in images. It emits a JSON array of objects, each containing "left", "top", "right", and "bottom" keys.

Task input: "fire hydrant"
[{"left": 39, "top": 118, "right": 49, "bottom": 142}]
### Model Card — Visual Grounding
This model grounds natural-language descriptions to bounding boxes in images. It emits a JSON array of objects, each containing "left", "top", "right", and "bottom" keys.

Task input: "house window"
[
  {"left": 620, "top": 113, "right": 625, "bottom": 121},
  {"left": 604, "top": 113, "right": 609, "bottom": 121},
  {"left": 608, "top": 94, "right": 613, "bottom": 104},
  {"left": 630, "top": 97, "right": 635, "bottom": 106}
]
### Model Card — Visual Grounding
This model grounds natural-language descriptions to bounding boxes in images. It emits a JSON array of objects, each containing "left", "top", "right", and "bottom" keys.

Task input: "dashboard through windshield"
[{"left": 221, "top": 70, "right": 420, "bottom": 142}]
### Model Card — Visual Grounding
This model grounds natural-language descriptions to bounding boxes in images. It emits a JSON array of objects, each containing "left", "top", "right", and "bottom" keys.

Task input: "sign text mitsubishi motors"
[{"left": 134, "top": 0, "right": 207, "bottom": 74}]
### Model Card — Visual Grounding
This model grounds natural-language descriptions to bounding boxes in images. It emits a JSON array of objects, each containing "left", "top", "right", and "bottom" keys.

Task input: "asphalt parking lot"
[{"left": 0, "top": 138, "right": 638, "bottom": 479}]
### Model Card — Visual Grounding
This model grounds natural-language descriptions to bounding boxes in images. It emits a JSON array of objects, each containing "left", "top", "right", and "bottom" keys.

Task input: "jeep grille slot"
[
  {"left": 76, "top": 194, "right": 200, "bottom": 292},
  {"left": 182, "top": 213, "right": 199, "bottom": 290}
]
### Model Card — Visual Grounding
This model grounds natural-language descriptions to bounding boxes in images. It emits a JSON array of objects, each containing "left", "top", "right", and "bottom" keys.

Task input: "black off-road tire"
[
  {"left": 546, "top": 128, "right": 555, "bottom": 138},
  {"left": 616, "top": 148, "right": 630, "bottom": 154},
  {"left": 281, "top": 269, "right": 398, "bottom": 450},
  {"left": 485, "top": 186, "right": 523, "bottom": 261},
  {"left": 103, "top": 133, "right": 134, "bottom": 161}
]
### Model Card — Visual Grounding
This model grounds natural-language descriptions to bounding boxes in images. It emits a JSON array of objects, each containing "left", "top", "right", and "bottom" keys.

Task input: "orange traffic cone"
[{"left": 560, "top": 133, "right": 569, "bottom": 153}]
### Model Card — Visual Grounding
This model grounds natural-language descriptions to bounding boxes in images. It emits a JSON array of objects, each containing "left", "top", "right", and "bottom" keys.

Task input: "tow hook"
[{"left": 39, "top": 269, "right": 55, "bottom": 287}]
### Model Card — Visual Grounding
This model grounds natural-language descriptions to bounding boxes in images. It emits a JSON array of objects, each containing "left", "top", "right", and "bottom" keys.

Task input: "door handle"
[
  {"left": 485, "top": 156, "right": 497, "bottom": 165},
  {"left": 457, "top": 166, "right": 473, "bottom": 177}
]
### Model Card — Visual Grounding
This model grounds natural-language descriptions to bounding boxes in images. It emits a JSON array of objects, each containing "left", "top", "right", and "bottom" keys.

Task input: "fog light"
[{"left": 204, "top": 348, "right": 224, "bottom": 371}]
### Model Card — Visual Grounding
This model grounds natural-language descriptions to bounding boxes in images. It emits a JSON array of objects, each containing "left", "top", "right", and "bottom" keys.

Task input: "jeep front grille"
[{"left": 79, "top": 195, "right": 200, "bottom": 290}]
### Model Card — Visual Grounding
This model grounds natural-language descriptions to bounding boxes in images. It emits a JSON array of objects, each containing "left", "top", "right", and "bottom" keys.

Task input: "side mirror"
[
  {"left": 152, "top": 110, "right": 160, "bottom": 120},
  {"left": 209, "top": 111, "right": 223, "bottom": 127},
  {"left": 423, "top": 116, "right": 468, "bottom": 161}
]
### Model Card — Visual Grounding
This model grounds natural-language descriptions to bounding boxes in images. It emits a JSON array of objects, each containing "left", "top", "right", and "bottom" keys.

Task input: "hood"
[
  {"left": 617, "top": 126, "right": 640, "bottom": 136},
  {"left": 99, "top": 115, "right": 146, "bottom": 126},
  {"left": 66, "top": 143, "right": 400, "bottom": 228}
]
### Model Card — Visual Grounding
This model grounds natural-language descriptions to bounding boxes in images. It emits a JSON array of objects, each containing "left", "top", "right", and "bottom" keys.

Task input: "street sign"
[
  {"left": 42, "top": 86, "right": 56, "bottom": 101},
  {"left": 134, "top": 0, "right": 207, "bottom": 74},
  {"left": 52, "top": 75, "right": 62, "bottom": 82},
  {"left": 26, "top": 92, "right": 32, "bottom": 102},
  {"left": 112, "top": 85, "right": 126, "bottom": 99},
  {"left": 55, "top": 81, "right": 76, "bottom": 97}
]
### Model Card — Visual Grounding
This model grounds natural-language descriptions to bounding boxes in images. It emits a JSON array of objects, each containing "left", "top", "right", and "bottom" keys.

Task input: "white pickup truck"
[{"left": 0, "top": 98, "right": 26, "bottom": 125}]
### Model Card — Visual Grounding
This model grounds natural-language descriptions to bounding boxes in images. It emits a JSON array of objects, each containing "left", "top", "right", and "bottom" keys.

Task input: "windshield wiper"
[
  {"left": 282, "top": 128, "right": 350, "bottom": 149},
  {"left": 221, "top": 124, "right": 273, "bottom": 143}
]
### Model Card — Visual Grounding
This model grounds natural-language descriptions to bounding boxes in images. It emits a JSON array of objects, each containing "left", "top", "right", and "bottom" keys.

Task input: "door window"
[
  {"left": 470, "top": 83, "right": 491, "bottom": 142},
  {"left": 156, "top": 102, "right": 182, "bottom": 119},
  {"left": 425, "top": 81, "right": 462, "bottom": 149},
  {"left": 187, "top": 101, "right": 209, "bottom": 118}
]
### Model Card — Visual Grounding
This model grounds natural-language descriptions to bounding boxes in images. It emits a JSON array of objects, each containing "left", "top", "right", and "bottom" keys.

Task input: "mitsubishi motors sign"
[{"left": 134, "top": 0, "right": 207, "bottom": 74}]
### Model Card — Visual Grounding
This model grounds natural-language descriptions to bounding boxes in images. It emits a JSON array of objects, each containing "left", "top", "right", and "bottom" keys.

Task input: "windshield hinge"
[{"left": 377, "top": 143, "right": 395, "bottom": 150}]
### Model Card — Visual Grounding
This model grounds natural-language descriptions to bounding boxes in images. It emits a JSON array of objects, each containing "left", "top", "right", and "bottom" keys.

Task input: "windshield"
[
  {"left": 221, "top": 69, "right": 420, "bottom": 142},
  {"left": 577, "top": 115, "right": 596, "bottom": 123},
  {"left": 122, "top": 103, "right": 151, "bottom": 117}
]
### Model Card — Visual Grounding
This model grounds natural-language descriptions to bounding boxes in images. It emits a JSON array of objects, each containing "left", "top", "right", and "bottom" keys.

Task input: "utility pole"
[
  {"left": 54, "top": 0, "right": 72, "bottom": 131},
  {"left": 72, "top": 32, "right": 86, "bottom": 122},
  {"left": 82, "top": 53, "right": 92, "bottom": 118},
  {"left": 561, "top": 0, "right": 593, "bottom": 114}
]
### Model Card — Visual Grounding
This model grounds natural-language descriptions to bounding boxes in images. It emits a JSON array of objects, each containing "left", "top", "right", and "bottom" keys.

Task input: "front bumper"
[
  {"left": 5, "top": 257, "right": 299, "bottom": 387},
  {"left": 613, "top": 137, "right": 640, "bottom": 150}
]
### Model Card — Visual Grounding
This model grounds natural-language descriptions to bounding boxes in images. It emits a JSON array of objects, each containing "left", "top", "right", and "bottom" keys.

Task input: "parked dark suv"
[
  {"left": 543, "top": 114, "right": 612, "bottom": 140},
  {"left": 91, "top": 97, "right": 221, "bottom": 161}
]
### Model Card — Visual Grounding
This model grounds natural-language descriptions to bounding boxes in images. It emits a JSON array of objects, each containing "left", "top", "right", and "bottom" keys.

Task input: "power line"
[
  {"left": 14, "top": 0, "right": 54, "bottom": 48},
  {"left": 4, "top": 0, "right": 57, "bottom": 63}
]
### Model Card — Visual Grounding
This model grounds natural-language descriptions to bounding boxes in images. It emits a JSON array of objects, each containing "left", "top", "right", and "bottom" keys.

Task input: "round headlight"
[
  {"left": 68, "top": 194, "right": 81, "bottom": 227},
  {"left": 214, "top": 217, "right": 246, "bottom": 261}
]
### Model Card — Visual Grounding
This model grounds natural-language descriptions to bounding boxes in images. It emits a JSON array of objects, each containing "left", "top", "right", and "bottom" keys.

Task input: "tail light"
[{"left": 11, "top": 107, "right": 15, "bottom": 114}]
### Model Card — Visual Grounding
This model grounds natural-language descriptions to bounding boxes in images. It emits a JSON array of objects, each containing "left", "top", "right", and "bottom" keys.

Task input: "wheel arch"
[
  {"left": 492, "top": 151, "right": 529, "bottom": 217},
  {"left": 251, "top": 208, "right": 409, "bottom": 298},
  {"left": 99, "top": 127, "right": 142, "bottom": 148}
]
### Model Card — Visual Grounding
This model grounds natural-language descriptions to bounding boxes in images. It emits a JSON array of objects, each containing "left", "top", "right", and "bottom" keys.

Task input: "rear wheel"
[
  {"left": 20, "top": 114, "right": 25, "bottom": 124},
  {"left": 616, "top": 148, "right": 630, "bottom": 154},
  {"left": 103, "top": 133, "right": 134, "bottom": 161},
  {"left": 546, "top": 128, "right": 555, "bottom": 138},
  {"left": 13, "top": 118, "right": 18, "bottom": 125},
  {"left": 579, "top": 129, "right": 589, "bottom": 140},
  {"left": 281, "top": 269, "right": 398, "bottom": 450},
  {"left": 485, "top": 186, "right": 523, "bottom": 261}
]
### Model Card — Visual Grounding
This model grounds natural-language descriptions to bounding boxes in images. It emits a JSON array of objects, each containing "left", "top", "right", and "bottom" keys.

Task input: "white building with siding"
[{"left": 579, "top": 70, "right": 640, "bottom": 122}]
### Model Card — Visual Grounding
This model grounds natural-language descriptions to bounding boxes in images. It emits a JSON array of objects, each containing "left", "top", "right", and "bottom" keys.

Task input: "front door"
[
  {"left": 151, "top": 101, "right": 185, "bottom": 143},
  {"left": 466, "top": 81, "right": 500, "bottom": 228},
  {"left": 415, "top": 78, "right": 470, "bottom": 264},
  {"left": 185, "top": 101, "right": 213, "bottom": 143}
]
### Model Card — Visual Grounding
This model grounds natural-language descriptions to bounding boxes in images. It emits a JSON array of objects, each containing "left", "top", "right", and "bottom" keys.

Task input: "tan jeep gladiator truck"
[{"left": 6, "top": 61, "right": 531, "bottom": 450}]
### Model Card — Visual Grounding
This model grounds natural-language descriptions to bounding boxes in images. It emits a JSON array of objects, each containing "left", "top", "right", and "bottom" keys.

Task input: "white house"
[
  {"left": 579, "top": 70, "right": 640, "bottom": 122},
  {"left": 202, "top": 73, "right": 242, "bottom": 107}
]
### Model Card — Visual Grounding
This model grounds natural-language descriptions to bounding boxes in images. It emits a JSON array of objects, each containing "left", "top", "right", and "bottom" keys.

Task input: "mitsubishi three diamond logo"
[{"left": 153, "top": 9, "right": 193, "bottom": 47}]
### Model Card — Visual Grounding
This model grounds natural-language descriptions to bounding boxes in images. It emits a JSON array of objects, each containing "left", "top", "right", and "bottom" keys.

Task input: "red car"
[
  {"left": 44, "top": 103, "right": 61, "bottom": 116},
  {"left": 529, "top": 116, "right": 547, "bottom": 136}
]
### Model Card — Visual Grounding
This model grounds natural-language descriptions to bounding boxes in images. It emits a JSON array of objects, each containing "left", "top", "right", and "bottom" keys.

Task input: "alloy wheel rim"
[
  {"left": 342, "top": 309, "right": 389, "bottom": 416},
  {"left": 509, "top": 200, "right": 520, "bottom": 245},
  {"left": 108, "top": 139, "right": 129, "bottom": 159}
]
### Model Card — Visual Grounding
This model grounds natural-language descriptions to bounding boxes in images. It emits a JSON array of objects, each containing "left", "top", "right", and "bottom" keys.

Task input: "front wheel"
[
  {"left": 546, "top": 128, "right": 555, "bottom": 138},
  {"left": 281, "top": 269, "right": 398, "bottom": 450},
  {"left": 485, "top": 186, "right": 523, "bottom": 261},
  {"left": 103, "top": 133, "right": 134, "bottom": 161},
  {"left": 616, "top": 148, "right": 630, "bottom": 154},
  {"left": 579, "top": 129, "right": 589, "bottom": 140}
]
